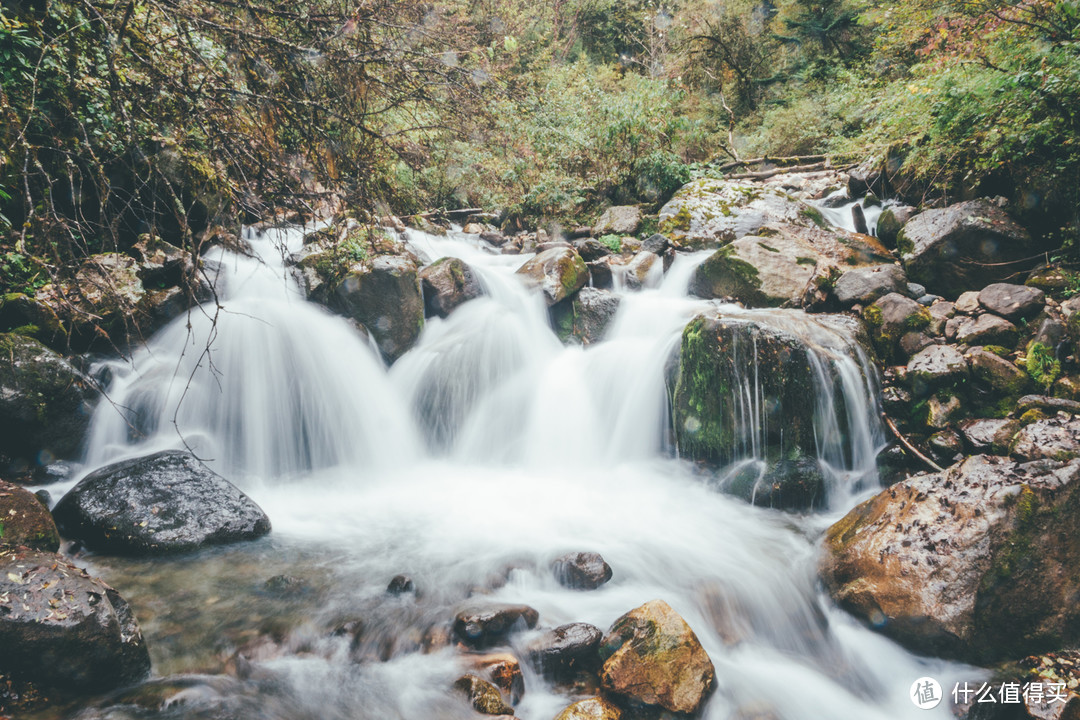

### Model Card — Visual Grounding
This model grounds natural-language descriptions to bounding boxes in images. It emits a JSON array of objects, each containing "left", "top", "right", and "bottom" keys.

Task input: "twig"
[{"left": 883, "top": 414, "right": 944, "bottom": 472}]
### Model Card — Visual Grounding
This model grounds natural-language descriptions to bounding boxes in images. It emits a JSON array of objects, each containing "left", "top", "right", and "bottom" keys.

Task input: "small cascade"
[
  {"left": 82, "top": 225, "right": 422, "bottom": 481},
  {"left": 812, "top": 192, "right": 887, "bottom": 237}
]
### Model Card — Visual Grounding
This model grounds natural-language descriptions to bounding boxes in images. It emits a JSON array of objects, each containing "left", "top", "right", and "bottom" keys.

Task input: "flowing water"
[{"left": 57, "top": 224, "right": 978, "bottom": 720}]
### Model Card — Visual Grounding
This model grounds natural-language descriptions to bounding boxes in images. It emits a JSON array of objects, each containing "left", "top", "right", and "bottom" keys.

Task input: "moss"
[
  {"left": 896, "top": 230, "right": 915, "bottom": 257},
  {"left": 1020, "top": 409, "right": 1047, "bottom": 424},
  {"left": 983, "top": 345, "right": 1012, "bottom": 357},
  {"left": 758, "top": 242, "right": 779, "bottom": 253},
  {"left": 795, "top": 256, "right": 817, "bottom": 266},
  {"left": 1026, "top": 341, "right": 1061, "bottom": 390},
  {"left": 661, "top": 206, "right": 693, "bottom": 233},
  {"left": 863, "top": 304, "right": 884, "bottom": 327},
  {"left": 800, "top": 206, "right": 828, "bottom": 229},
  {"left": 905, "top": 306, "right": 932, "bottom": 331}
]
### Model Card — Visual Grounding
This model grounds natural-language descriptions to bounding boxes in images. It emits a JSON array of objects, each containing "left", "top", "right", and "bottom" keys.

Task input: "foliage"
[
  {"left": 599, "top": 234, "right": 623, "bottom": 252},
  {"left": 1026, "top": 341, "right": 1062, "bottom": 390}
]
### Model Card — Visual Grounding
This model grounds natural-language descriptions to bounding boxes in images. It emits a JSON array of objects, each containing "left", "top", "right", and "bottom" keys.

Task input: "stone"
[
  {"left": 926, "top": 393, "right": 963, "bottom": 429},
  {"left": 898, "top": 331, "right": 934, "bottom": 358},
  {"left": 419, "top": 257, "right": 485, "bottom": 318},
  {"left": 516, "top": 248, "right": 588, "bottom": 306},
  {"left": 0, "top": 293, "right": 63, "bottom": 348},
  {"left": 954, "top": 291, "right": 982, "bottom": 315},
  {"left": 587, "top": 259, "right": 613, "bottom": 290},
  {"left": 927, "top": 301, "right": 955, "bottom": 336},
  {"left": 641, "top": 233, "right": 669, "bottom": 255},
  {"left": 978, "top": 283, "right": 1045, "bottom": 321},
  {"left": 621, "top": 251, "right": 662, "bottom": 290},
  {"left": 0, "top": 547, "right": 151, "bottom": 691},
  {"left": 593, "top": 206, "right": 642, "bottom": 237},
  {"left": 551, "top": 551, "right": 613, "bottom": 590},
  {"left": 471, "top": 653, "right": 524, "bottom": 704},
  {"left": 555, "top": 697, "right": 622, "bottom": 720},
  {"left": 334, "top": 254, "right": 424, "bottom": 363},
  {"left": 454, "top": 603, "right": 539, "bottom": 648},
  {"left": 658, "top": 179, "right": 808, "bottom": 248},
  {"left": 953, "top": 314, "right": 1019, "bottom": 347},
  {"left": 898, "top": 199, "right": 1034, "bottom": 294},
  {"left": 967, "top": 347, "right": 1030, "bottom": 397},
  {"left": 960, "top": 418, "right": 1021, "bottom": 454},
  {"left": 1011, "top": 419, "right": 1080, "bottom": 462},
  {"left": 599, "top": 599, "right": 716, "bottom": 714},
  {"left": 387, "top": 574, "right": 415, "bottom": 595},
  {"left": 550, "top": 288, "right": 621, "bottom": 346},
  {"left": 863, "top": 293, "right": 931, "bottom": 362},
  {"left": 1053, "top": 376, "right": 1080, "bottom": 402},
  {"left": 526, "top": 623, "right": 603, "bottom": 676},
  {"left": 876, "top": 205, "right": 917, "bottom": 248},
  {"left": 851, "top": 204, "right": 869, "bottom": 235},
  {"left": 821, "top": 455, "right": 1080, "bottom": 663},
  {"left": 719, "top": 455, "right": 828, "bottom": 511},
  {"left": 1034, "top": 317, "right": 1066, "bottom": 351},
  {"left": 928, "top": 429, "right": 964, "bottom": 460},
  {"left": 832, "top": 264, "right": 908, "bottom": 306},
  {"left": 462, "top": 222, "right": 484, "bottom": 234},
  {"left": 0, "top": 480, "right": 59, "bottom": 551},
  {"left": 906, "top": 282, "right": 927, "bottom": 299},
  {"left": 1018, "top": 395, "right": 1080, "bottom": 415},
  {"left": 52, "top": 450, "right": 271, "bottom": 555},
  {"left": 906, "top": 345, "right": 968, "bottom": 394},
  {"left": 0, "top": 333, "right": 98, "bottom": 463},
  {"left": 572, "top": 239, "right": 611, "bottom": 263},
  {"left": 454, "top": 674, "right": 514, "bottom": 715}
]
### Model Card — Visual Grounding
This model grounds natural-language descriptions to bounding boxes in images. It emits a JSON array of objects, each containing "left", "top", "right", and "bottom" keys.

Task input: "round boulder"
[
  {"left": 53, "top": 450, "right": 271, "bottom": 555},
  {"left": 526, "top": 622, "right": 603, "bottom": 676},
  {"left": 551, "top": 551, "right": 613, "bottom": 590},
  {"left": 978, "top": 283, "right": 1045, "bottom": 322},
  {"left": 0, "top": 480, "right": 59, "bottom": 551},
  {"left": 516, "top": 248, "right": 588, "bottom": 306},
  {"left": 419, "top": 257, "right": 485, "bottom": 319}
]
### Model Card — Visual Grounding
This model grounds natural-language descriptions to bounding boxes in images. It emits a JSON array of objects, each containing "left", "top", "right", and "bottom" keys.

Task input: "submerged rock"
[
  {"left": 0, "top": 480, "right": 59, "bottom": 551},
  {"left": 599, "top": 599, "right": 716, "bottom": 714},
  {"left": 821, "top": 455, "right": 1080, "bottom": 663},
  {"left": 717, "top": 455, "right": 827, "bottom": 511},
  {"left": 0, "top": 547, "right": 151, "bottom": 692},
  {"left": 0, "top": 333, "right": 98, "bottom": 463},
  {"left": 526, "top": 623, "right": 603, "bottom": 676},
  {"left": 453, "top": 603, "right": 539, "bottom": 648},
  {"left": 550, "top": 288, "right": 621, "bottom": 346},
  {"left": 419, "top": 257, "right": 485, "bottom": 318},
  {"left": 551, "top": 551, "right": 613, "bottom": 590},
  {"left": 516, "top": 248, "right": 588, "bottom": 306},
  {"left": 53, "top": 450, "right": 271, "bottom": 555},
  {"left": 454, "top": 674, "right": 514, "bottom": 715},
  {"left": 897, "top": 199, "right": 1033, "bottom": 294}
]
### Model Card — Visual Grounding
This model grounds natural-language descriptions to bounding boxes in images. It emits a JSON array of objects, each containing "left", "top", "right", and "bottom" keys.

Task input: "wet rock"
[
  {"left": 53, "top": 450, "right": 271, "bottom": 555},
  {"left": 0, "top": 480, "right": 59, "bottom": 551},
  {"left": 263, "top": 574, "right": 307, "bottom": 596},
  {"left": 863, "top": 293, "right": 931, "bottom": 362},
  {"left": 572, "top": 239, "right": 612, "bottom": 263},
  {"left": 967, "top": 347, "right": 1031, "bottom": 401},
  {"left": 897, "top": 199, "right": 1033, "bottom": 294},
  {"left": 387, "top": 574, "right": 415, "bottom": 595},
  {"left": 906, "top": 345, "right": 968, "bottom": 395},
  {"left": 670, "top": 314, "right": 824, "bottom": 466},
  {"left": 552, "top": 551, "right": 613, "bottom": 590},
  {"left": 833, "top": 264, "right": 908, "bottom": 306},
  {"left": 335, "top": 254, "right": 424, "bottom": 362},
  {"left": 555, "top": 697, "right": 623, "bottom": 720},
  {"left": 953, "top": 314, "right": 1020, "bottom": 347},
  {"left": 0, "top": 546, "right": 151, "bottom": 691},
  {"left": 926, "top": 393, "right": 963, "bottom": 429},
  {"left": 0, "top": 333, "right": 98, "bottom": 463},
  {"left": 876, "top": 205, "right": 917, "bottom": 248},
  {"left": 586, "top": 259, "right": 614, "bottom": 290},
  {"left": 1018, "top": 394, "right": 1080, "bottom": 415},
  {"left": 0, "top": 292, "right": 64, "bottom": 348},
  {"left": 454, "top": 674, "right": 514, "bottom": 715},
  {"left": 1011, "top": 418, "right": 1080, "bottom": 462},
  {"left": 481, "top": 231, "right": 507, "bottom": 247},
  {"left": 419, "top": 257, "right": 484, "bottom": 318},
  {"left": 978, "top": 283, "right": 1045, "bottom": 322},
  {"left": 689, "top": 234, "right": 818, "bottom": 307},
  {"left": 526, "top": 622, "right": 603, "bottom": 676},
  {"left": 719, "top": 455, "right": 827, "bottom": 511},
  {"left": 471, "top": 653, "right": 524, "bottom": 704},
  {"left": 593, "top": 206, "right": 642, "bottom": 237},
  {"left": 621, "top": 251, "right": 662, "bottom": 290},
  {"left": 821, "top": 455, "right": 1080, "bottom": 663},
  {"left": 642, "top": 233, "right": 670, "bottom": 255},
  {"left": 928, "top": 429, "right": 964, "bottom": 460},
  {"left": 851, "top": 204, "right": 869, "bottom": 235},
  {"left": 454, "top": 603, "right": 539, "bottom": 648},
  {"left": 960, "top": 418, "right": 1021, "bottom": 454},
  {"left": 551, "top": 288, "right": 621, "bottom": 346},
  {"left": 599, "top": 599, "right": 716, "bottom": 714},
  {"left": 516, "top": 248, "right": 588, "bottom": 306}
]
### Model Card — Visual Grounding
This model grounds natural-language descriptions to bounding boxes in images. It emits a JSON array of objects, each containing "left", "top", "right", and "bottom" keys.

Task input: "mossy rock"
[{"left": 0, "top": 480, "right": 60, "bottom": 551}]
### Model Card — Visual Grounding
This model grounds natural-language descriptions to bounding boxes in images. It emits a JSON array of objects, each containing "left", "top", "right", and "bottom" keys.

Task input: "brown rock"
[
  {"left": 419, "top": 257, "right": 485, "bottom": 318},
  {"left": 516, "top": 248, "right": 588, "bottom": 306},
  {"left": 0, "top": 481, "right": 59, "bottom": 551},
  {"left": 471, "top": 652, "right": 524, "bottom": 704},
  {"left": 454, "top": 674, "right": 514, "bottom": 715},
  {"left": 554, "top": 697, "right": 623, "bottom": 720},
  {"left": 599, "top": 599, "right": 715, "bottom": 714}
]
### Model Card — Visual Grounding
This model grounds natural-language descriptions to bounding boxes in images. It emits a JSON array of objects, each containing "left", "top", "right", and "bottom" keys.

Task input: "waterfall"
[{"left": 74, "top": 223, "right": 970, "bottom": 720}]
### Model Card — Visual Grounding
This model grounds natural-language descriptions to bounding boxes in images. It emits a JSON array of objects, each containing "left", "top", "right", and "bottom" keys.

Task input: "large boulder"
[
  {"left": 978, "top": 283, "right": 1045, "bottom": 322},
  {"left": 516, "top": 248, "right": 588, "bottom": 306},
  {"left": 658, "top": 178, "right": 812, "bottom": 248},
  {"left": 0, "top": 480, "right": 59, "bottom": 551},
  {"left": 897, "top": 200, "right": 1033, "bottom": 294},
  {"left": 419, "top": 257, "right": 484, "bottom": 318},
  {"left": 1011, "top": 419, "right": 1080, "bottom": 462},
  {"left": 598, "top": 599, "right": 715, "bottom": 714},
  {"left": 689, "top": 224, "right": 891, "bottom": 308},
  {"left": 821, "top": 455, "right": 1080, "bottom": 663},
  {"left": 832, "top": 264, "right": 908, "bottom": 307},
  {"left": 0, "top": 333, "right": 98, "bottom": 463},
  {"left": 334, "top": 255, "right": 424, "bottom": 363},
  {"left": 593, "top": 206, "right": 642, "bottom": 237},
  {"left": 53, "top": 450, "right": 271, "bottom": 555},
  {"left": 0, "top": 547, "right": 151, "bottom": 691},
  {"left": 551, "top": 288, "right": 621, "bottom": 346}
]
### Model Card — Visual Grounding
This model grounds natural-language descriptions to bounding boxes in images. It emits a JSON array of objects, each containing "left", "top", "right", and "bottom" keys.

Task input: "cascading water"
[{"left": 68, "top": 223, "right": 977, "bottom": 720}]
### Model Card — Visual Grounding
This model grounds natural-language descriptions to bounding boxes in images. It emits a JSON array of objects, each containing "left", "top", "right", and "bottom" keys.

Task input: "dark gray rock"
[
  {"left": 953, "top": 314, "right": 1019, "bottom": 347},
  {"left": 907, "top": 282, "right": 927, "bottom": 299},
  {"left": 454, "top": 603, "right": 539, "bottom": 648},
  {"left": 335, "top": 254, "right": 424, "bottom": 363},
  {"left": 526, "top": 623, "right": 603, "bottom": 676},
  {"left": 0, "top": 334, "right": 98, "bottom": 463},
  {"left": 977, "top": 283, "right": 1045, "bottom": 322},
  {"left": 898, "top": 199, "right": 1033, "bottom": 294},
  {"left": 0, "top": 547, "right": 150, "bottom": 692},
  {"left": 53, "top": 450, "right": 271, "bottom": 555},
  {"left": 551, "top": 288, "right": 621, "bottom": 346},
  {"left": 833, "top": 264, "right": 908, "bottom": 306},
  {"left": 572, "top": 239, "right": 611, "bottom": 263},
  {"left": 387, "top": 574, "right": 415, "bottom": 595},
  {"left": 876, "top": 205, "right": 917, "bottom": 248},
  {"left": 641, "top": 233, "right": 670, "bottom": 255},
  {"left": 852, "top": 204, "right": 869, "bottom": 235},
  {"left": 551, "top": 551, "right": 613, "bottom": 590},
  {"left": 419, "top": 257, "right": 485, "bottom": 318}
]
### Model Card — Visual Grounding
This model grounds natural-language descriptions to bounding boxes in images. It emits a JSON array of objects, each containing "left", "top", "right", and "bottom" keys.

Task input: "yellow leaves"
[{"left": 6, "top": 572, "right": 24, "bottom": 584}]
